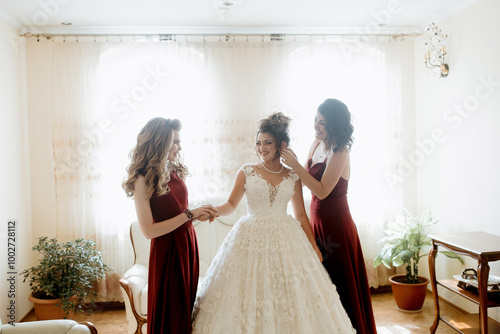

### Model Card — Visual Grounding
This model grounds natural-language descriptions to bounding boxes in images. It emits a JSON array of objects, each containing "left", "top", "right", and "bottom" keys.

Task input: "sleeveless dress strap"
[
  {"left": 240, "top": 163, "right": 255, "bottom": 178},
  {"left": 287, "top": 169, "right": 300, "bottom": 182}
]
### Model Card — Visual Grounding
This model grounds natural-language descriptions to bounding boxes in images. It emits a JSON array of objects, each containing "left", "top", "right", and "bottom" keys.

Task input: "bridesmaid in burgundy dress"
[
  {"left": 281, "top": 99, "right": 377, "bottom": 333},
  {"left": 122, "top": 117, "right": 217, "bottom": 334}
]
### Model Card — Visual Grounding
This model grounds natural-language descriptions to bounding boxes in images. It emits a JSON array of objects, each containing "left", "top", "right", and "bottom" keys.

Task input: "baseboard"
[
  {"left": 20, "top": 302, "right": 125, "bottom": 322},
  {"left": 372, "top": 285, "right": 470, "bottom": 316},
  {"left": 370, "top": 285, "right": 392, "bottom": 294},
  {"left": 436, "top": 293, "right": 469, "bottom": 315},
  {"left": 91, "top": 302, "right": 125, "bottom": 311},
  {"left": 20, "top": 307, "right": 35, "bottom": 322}
]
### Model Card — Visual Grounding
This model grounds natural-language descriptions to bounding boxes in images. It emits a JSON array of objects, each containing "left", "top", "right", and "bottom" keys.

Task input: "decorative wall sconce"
[{"left": 424, "top": 22, "right": 449, "bottom": 78}]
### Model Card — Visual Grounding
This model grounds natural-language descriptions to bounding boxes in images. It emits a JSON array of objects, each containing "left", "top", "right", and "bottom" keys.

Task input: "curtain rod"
[{"left": 19, "top": 31, "right": 421, "bottom": 40}]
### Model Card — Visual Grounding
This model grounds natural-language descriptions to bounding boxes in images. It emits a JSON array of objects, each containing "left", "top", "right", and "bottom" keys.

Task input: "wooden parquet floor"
[{"left": 22, "top": 291, "right": 464, "bottom": 333}]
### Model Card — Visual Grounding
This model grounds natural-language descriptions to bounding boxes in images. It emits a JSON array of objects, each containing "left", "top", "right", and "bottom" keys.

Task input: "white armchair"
[
  {"left": 0, "top": 317, "right": 97, "bottom": 334},
  {"left": 119, "top": 196, "right": 248, "bottom": 334},
  {"left": 119, "top": 222, "right": 150, "bottom": 334}
]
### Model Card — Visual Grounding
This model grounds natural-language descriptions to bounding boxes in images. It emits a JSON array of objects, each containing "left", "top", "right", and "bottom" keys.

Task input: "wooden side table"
[{"left": 428, "top": 232, "right": 500, "bottom": 334}]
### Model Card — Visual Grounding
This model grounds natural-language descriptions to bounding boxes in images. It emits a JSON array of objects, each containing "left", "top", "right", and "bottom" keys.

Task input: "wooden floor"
[
  {"left": 23, "top": 290, "right": 463, "bottom": 333},
  {"left": 371, "top": 290, "right": 462, "bottom": 334}
]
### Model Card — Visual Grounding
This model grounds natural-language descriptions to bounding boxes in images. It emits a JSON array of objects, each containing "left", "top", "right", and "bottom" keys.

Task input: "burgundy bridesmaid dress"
[
  {"left": 146, "top": 172, "right": 199, "bottom": 334},
  {"left": 307, "top": 159, "right": 377, "bottom": 334}
]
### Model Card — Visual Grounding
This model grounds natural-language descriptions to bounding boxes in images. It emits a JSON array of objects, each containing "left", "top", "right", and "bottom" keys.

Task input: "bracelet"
[{"left": 184, "top": 209, "right": 194, "bottom": 220}]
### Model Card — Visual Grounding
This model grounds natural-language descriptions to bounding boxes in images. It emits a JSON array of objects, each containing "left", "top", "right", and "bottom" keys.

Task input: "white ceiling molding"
[
  {"left": 0, "top": 6, "right": 22, "bottom": 29},
  {"left": 22, "top": 25, "right": 422, "bottom": 37}
]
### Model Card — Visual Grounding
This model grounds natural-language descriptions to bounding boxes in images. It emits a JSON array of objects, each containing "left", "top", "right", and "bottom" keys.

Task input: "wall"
[
  {"left": 0, "top": 18, "right": 33, "bottom": 323},
  {"left": 11, "top": 0, "right": 500, "bottom": 323},
  {"left": 414, "top": 0, "right": 500, "bottom": 320},
  {"left": 400, "top": 39, "right": 417, "bottom": 214},
  {"left": 25, "top": 38, "right": 57, "bottom": 240}
]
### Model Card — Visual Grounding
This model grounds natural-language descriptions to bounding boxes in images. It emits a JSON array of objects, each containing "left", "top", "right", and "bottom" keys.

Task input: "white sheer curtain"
[
  {"left": 49, "top": 36, "right": 405, "bottom": 300},
  {"left": 51, "top": 41, "right": 127, "bottom": 301},
  {"left": 284, "top": 39, "right": 404, "bottom": 287}
]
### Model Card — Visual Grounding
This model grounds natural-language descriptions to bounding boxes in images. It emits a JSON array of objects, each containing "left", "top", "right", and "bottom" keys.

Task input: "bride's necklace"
[{"left": 261, "top": 161, "right": 283, "bottom": 174}]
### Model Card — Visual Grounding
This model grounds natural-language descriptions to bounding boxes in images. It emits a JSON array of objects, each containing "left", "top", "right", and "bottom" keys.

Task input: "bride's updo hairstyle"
[{"left": 256, "top": 112, "right": 292, "bottom": 158}]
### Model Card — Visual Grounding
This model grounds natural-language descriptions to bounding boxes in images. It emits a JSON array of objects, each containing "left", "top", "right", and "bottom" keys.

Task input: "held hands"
[
  {"left": 198, "top": 212, "right": 218, "bottom": 223},
  {"left": 191, "top": 205, "right": 218, "bottom": 223},
  {"left": 280, "top": 148, "right": 300, "bottom": 169}
]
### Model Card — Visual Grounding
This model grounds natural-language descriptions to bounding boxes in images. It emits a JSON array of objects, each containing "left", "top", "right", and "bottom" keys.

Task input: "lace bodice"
[{"left": 242, "top": 163, "right": 299, "bottom": 218}]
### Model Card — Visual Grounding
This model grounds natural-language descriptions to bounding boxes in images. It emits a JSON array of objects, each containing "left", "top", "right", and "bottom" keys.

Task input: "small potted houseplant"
[
  {"left": 21, "top": 236, "right": 111, "bottom": 320},
  {"left": 373, "top": 208, "right": 462, "bottom": 311}
]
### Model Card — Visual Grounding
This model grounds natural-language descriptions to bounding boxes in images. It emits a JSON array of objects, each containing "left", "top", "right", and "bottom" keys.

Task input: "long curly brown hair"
[{"left": 122, "top": 117, "right": 188, "bottom": 199}]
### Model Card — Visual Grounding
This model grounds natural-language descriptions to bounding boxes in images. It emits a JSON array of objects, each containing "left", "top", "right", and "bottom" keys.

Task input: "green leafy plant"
[
  {"left": 21, "top": 236, "right": 111, "bottom": 316},
  {"left": 373, "top": 208, "right": 463, "bottom": 284}
]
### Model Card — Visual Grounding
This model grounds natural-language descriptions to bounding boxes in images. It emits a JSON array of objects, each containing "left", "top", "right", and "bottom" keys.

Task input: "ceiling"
[{"left": 0, "top": 0, "right": 478, "bottom": 35}]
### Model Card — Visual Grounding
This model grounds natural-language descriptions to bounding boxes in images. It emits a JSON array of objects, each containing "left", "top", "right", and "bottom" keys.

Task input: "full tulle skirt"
[{"left": 192, "top": 213, "right": 356, "bottom": 334}]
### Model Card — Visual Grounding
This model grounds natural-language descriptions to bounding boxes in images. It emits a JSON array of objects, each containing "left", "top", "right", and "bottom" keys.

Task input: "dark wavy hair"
[
  {"left": 317, "top": 99, "right": 354, "bottom": 153},
  {"left": 256, "top": 112, "right": 291, "bottom": 158}
]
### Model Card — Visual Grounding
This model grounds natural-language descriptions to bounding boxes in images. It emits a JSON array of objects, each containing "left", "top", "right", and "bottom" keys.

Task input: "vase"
[
  {"left": 389, "top": 274, "right": 429, "bottom": 312},
  {"left": 28, "top": 293, "right": 75, "bottom": 320}
]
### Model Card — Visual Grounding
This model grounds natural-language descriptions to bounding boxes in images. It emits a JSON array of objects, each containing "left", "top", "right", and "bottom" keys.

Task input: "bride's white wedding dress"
[{"left": 192, "top": 164, "right": 356, "bottom": 334}]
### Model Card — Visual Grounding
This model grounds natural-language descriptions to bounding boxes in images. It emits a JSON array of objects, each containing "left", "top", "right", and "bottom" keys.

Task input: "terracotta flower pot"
[
  {"left": 389, "top": 274, "right": 429, "bottom": 312},
  {"left": 28, "top": 293, "right": 75, "bottom": 320}
]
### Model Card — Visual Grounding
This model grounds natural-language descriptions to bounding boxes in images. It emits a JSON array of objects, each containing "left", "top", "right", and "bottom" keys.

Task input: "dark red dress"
[
  {"left": 147, "top": 172, "right": 199, "bottom": 334},
  {"left": 307, "top": 159, "right": 377, "bottom": 334}
]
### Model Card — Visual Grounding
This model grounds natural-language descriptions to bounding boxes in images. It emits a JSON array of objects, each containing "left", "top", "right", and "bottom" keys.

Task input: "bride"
[{"left": 192, "top": 113, "right": 356, "bottom": 334}]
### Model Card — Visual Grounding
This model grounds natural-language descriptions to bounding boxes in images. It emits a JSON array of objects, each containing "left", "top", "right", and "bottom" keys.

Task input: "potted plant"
[
  {"left": 21, "top": 236, "right": 111, "bottom": 320},
  {"left": 373, "top": 208, "right": 462, "bottom": 311}
]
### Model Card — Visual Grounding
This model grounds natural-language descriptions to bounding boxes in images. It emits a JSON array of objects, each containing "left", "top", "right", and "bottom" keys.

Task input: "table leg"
[
  {"left": 478, "top": 257, "right": 490, "bottom": 334},
  {"left": 429, "top": 242, "right": 439, "bottom": 334}
]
